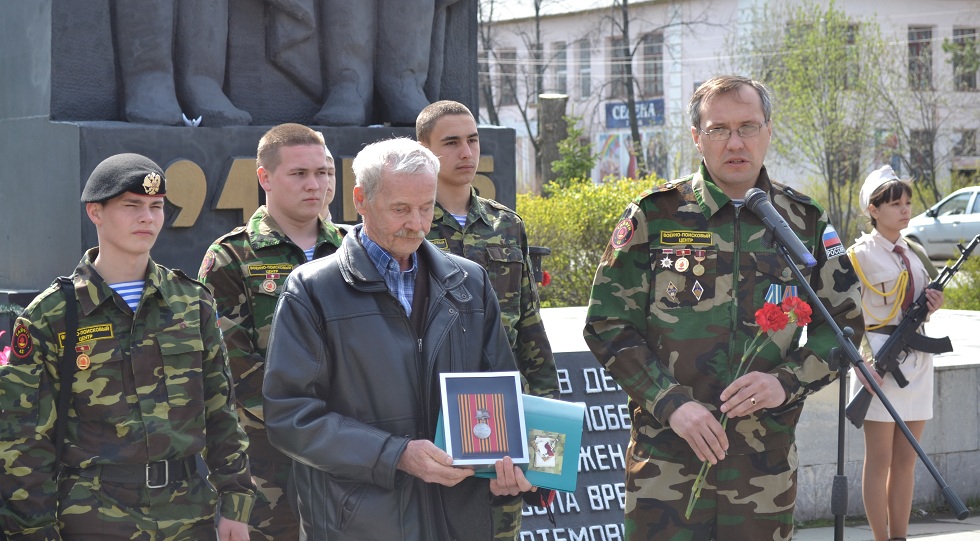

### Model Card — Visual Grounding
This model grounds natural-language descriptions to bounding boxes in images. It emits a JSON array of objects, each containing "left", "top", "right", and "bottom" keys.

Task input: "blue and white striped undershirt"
[
  {"left": 303, "top": 247, "right": 315, "bottom": 261},
  {"left": 109, "top": 280, "right": 144, "bottom": 312},
  {"left": 451, "top": 213, "right": 467, "bottom": 227}
]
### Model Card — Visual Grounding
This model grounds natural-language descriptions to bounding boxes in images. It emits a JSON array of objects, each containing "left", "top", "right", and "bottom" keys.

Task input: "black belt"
[{"left": 63, "top": 455, "right": 198, "bottom": 488}]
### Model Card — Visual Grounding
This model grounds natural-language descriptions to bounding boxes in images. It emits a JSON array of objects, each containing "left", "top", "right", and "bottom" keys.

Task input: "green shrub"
[
  {"left": 942, "top": 252, "right": 980, "bottom": 310},
  {"left": 518, "top": 175, "right": 661, "bottom": 307}
]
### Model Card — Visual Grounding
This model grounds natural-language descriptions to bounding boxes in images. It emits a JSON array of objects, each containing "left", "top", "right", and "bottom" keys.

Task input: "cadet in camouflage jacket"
[
  {"left": 199, "top": 205, "right": 343, "bottom": 536},
  {"left": 428, "top": 188, "right": 559, "bottom": 400},
  {"left": 584, "top": 164, "right": 864, "bottom": 538},
  {"left": 0, "top": 248, "right": 256, "bottom": 539}
]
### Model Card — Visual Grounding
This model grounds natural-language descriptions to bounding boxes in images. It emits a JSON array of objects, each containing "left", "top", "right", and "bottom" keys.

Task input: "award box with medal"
[
  {"left": 438, "top": 372, "right": 528, "bottom": 469},
  {"left": 435, "top": 393, "right": 586, "bottom": 492}
]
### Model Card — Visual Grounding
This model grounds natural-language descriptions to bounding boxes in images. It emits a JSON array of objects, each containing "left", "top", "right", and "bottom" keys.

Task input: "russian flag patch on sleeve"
[{"left": 822, "top": 224, "right": 845, "bottom": 259}]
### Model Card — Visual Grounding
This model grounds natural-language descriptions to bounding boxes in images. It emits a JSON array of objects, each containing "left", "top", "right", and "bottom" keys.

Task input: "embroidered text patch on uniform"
[
  {"left": 59, "top": 323, "right": 114, "bottom": 348},
  {"left": 430, "top": 238, "right": 450, "bottom": 251},
  {"left": 659, "top": 231, "right": 713, "bottom": 245},
  {"left": 247, "top": 263, "right": 294, "bottom": 276},
  {"left": 822, "top": 224, "right": 845, "bottom": 259}
]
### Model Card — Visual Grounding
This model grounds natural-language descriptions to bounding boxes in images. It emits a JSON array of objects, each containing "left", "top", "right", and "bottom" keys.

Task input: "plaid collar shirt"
[{"left": 359, "top": 226, "right": 418, "bottom": 316}]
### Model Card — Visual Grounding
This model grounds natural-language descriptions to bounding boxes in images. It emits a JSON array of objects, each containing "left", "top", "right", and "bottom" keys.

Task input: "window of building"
[
  {"left": 908, "top": 26, "right": 933, "bottom": 90},
  {"left": 953, "top": 130, "right": 977, "bottom": 156},
  {"left": 478, "top": 50, "right": 490, "bottom": 110},
  {"left": 499, "top": 49, "right": 517, "bottom": 106},
  {"left": 609, "top": 36, "right": 629, "bottom": 99},
  {"left": 641, "top": 32, "right": 663, "bottom": 97},
  {"left": 553, "top": 41, "right": 568, "bottom": 95},
  {"left": 952, "top": 28, "right": 978, "bottom": 91},
  {"left": 577, "top": 39, "right": 591, "bottom": 98}
]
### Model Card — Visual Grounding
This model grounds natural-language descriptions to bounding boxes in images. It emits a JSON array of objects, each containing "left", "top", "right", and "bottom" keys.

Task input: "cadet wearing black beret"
[{"left": 81, "top": 153, "right": 167, "bottom": 203}]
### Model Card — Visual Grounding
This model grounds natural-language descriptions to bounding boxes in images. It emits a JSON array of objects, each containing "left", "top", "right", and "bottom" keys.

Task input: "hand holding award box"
[{"left": 437, "top": 372, "right": 586, "bottom": 492}]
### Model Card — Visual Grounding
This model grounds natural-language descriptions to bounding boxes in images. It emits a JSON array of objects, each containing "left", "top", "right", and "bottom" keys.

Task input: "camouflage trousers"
[
  {"left": 237, "top": 415, "right": 300, "bottom": 541},
  {"left": 56, "top": 470, "right": 217, "bottom": 540},
  {"left": 492, "top": 499, "right": 523, "bottom": 540},
  {"left": 624, "top": 443, "right": 798, "bottom": 541}
]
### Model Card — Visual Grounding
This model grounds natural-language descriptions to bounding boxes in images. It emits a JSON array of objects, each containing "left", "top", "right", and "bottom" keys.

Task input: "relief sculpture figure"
[{"left": 114, "top": 0, "right": 251, "bottom": 126}]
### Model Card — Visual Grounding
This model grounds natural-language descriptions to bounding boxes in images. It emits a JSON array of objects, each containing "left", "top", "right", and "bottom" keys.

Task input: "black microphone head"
[{"left": 744, "top": 188, "right": 767, "bottom": 211}]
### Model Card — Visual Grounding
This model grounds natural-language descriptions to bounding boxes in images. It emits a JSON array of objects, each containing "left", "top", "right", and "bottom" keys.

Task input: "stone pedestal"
[{"left": 0, "top": 0, "right": 505, "bottom": 293}]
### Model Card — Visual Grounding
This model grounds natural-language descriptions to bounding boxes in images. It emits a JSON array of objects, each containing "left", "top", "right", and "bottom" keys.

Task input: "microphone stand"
[{"left": 764, "top": 236, "right": 968, "bottom": 541}]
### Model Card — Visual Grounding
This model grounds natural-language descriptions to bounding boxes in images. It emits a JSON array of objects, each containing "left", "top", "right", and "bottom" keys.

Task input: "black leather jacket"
[{"left": 263, "top": 230, "right": 517, "bottom": 540}]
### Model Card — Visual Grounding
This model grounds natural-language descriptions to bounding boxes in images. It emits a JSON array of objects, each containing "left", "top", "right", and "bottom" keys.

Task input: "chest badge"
[
  {"left": 262, "top": 273, "right": 280, "bottom": 293},
  {"left": 76, "top": 344, "right": 91, "bottom": 370},
  {"left": 674, "top": 249, "right": 691, "bottom": 273}
]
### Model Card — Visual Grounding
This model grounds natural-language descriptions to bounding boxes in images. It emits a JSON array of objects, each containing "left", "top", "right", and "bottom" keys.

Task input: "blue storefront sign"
[{"left": 605, "top": 98, "right": 664, "bottom": 129}]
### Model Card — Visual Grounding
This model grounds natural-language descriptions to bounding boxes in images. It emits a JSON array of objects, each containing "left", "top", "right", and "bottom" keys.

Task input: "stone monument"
[{"left": 0, "top": 0, "right": 515, "bottom": 296}]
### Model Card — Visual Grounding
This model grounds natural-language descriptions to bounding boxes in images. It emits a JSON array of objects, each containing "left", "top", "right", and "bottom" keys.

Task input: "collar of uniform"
[
  {"left": 467, "top": 186, "right": 494, "bottom": 227},
  {"left": 433, "top": 186, "right": 491, "bottom": 231},
  {"left": 868, "top": 228, "right": 907, "bottom": 252},
  {"left": 246, "top": 205, "right": 290, "bottom": 249},
  {"left": 692, "top": 162, "right": 773, "bottom": 218},
  {"left": 75, "top": 247, "right": 165, "bottom": 316},
  {"left": 247, "top": 205, "right": 342, "bottom": 251}
]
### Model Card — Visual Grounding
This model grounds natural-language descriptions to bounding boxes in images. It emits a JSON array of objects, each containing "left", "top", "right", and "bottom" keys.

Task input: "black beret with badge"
[{"left": 80, "top": 153, "right": 167, "bottom": 203}]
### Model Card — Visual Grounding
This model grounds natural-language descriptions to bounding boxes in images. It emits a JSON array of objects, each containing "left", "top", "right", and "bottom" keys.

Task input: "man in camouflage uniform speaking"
[
  {"left": 583, "top": 76, "right": 864, "bottom": 540},
  {"left": 0, "top": 153, "right": 255, "bottom": 540},
  {"left": 418, "top": 100, "right": 559, "bottom": 540},
  {"left": 199, "top": 123, "right": 344, "bottom": 540}
]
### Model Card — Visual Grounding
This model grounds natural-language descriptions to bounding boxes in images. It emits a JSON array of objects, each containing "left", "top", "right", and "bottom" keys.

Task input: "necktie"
[{"left": 894, "top": 245, "right": 915, "bottom": 311}]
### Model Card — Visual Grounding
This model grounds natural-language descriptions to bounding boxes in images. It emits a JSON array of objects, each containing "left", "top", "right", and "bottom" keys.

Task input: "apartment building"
[{"left": 480, "top": 0, "right": 980, "bottom": 193}]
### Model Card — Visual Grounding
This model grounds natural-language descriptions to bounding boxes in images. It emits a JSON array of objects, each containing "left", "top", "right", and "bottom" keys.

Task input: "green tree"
[
  {"left": 731, "top": 0, "right": 887, "bottom": 242},
  {"left": 549, "top": 116, "right": 597, "bottom": 191},
  {"left": 517, "top": 176, "right": 657, "bottom": 307}
]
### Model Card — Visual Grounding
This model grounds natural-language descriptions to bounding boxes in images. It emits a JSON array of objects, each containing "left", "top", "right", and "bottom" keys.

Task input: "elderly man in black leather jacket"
[{"left": 263, "top": 137, "right": 531, "bottom": 540}]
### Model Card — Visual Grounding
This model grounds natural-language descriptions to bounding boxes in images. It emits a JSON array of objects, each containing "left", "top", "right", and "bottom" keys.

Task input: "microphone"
[{"left": 744, "top": 188, "right": 818, "bottom": 268}]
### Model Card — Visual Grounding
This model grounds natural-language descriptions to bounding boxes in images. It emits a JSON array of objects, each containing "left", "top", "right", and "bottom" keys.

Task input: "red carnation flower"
[
  {"left": 755, "top": 302, "right": 789, "bottom": 333},
  {"left": 540, "top": 270, "right": 551, "bottom": 287},
  {"left": 781, "top": 296, "right": 813, "bottom": 326}
]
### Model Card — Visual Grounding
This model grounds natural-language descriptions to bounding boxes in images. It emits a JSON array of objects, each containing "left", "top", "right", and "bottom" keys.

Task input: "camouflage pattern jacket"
[
  {"left": 198, "top": 205, "right": 343, "bottom": 459},
  {"left": 427, "top": 189, "right": 558, "bottom": 399},
  {"left": 584, "top": 165, "right": 864, "bottom": 456},
  {"left": 0, "top": 248, "right": 255, "bottom": 538}
]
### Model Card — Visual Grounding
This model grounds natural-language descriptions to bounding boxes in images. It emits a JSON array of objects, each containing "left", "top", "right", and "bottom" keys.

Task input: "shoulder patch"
[
  {"left": 822, "top": 224, "right": 846, "bottom": 259},
  {"left": 199, "top": 251, "right": 216, "bottom": 278},
  {"left": 611, "top": 217, "right": 637, "bottom": 249},
  {"left": 12, "top": 323, "right": 32, "bottom": 358}
]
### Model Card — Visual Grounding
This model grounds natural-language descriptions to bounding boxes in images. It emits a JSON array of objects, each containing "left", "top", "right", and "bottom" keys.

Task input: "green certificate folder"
[{"left": 436, "top": 394, "right": 586, "bottom": 492}]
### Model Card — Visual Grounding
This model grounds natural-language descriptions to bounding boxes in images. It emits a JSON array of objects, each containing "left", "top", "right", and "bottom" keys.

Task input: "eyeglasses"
[{"left": 699, "top": 121, "right": 768, "bottom": 141}]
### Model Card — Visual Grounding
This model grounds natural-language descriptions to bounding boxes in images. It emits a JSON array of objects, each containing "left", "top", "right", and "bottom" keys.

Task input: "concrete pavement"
[{"left": 795, "top": 512, "right": 980, "bottom": 540}]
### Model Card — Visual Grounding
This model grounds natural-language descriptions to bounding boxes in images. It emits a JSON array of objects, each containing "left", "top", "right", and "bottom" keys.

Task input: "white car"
[{"left": 903, "top": 186, "right": 980, "bottom": 260}]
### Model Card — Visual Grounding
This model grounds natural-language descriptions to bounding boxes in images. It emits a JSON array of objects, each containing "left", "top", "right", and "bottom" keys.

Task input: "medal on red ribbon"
[
  {"left": 674, "top": 249, "right": 691, "bottom": 273},
  {"left": 262, "top": 273, "right": 280, "bottom": 293}
]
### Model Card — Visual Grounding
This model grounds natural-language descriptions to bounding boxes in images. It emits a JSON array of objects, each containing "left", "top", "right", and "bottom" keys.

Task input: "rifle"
[{"left": 846, "top": 234, "right": 980, "bottom": 428}]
